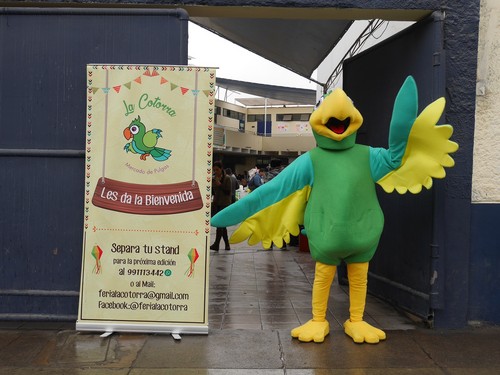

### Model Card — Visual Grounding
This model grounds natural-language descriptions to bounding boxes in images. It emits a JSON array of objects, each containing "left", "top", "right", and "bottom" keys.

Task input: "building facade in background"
[{"left": 213, "top": 99, "right": 315, "bottom": 173}]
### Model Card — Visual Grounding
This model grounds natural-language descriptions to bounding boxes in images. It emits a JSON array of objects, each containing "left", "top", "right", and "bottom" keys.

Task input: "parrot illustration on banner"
[
  {"left": 123, "top": 116, "right": 172, "bottom": 161},
  {"left": 211, "top": 76, "right": 458, "bottom": 344}
]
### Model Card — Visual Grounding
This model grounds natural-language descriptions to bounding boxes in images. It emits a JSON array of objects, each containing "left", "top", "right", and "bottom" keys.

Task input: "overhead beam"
[
  {"left": 173, "top": 6, "right": 431, "bottom": 21},
  {"left": 3, "top": 2, "right": 432, "bottom": 21}
]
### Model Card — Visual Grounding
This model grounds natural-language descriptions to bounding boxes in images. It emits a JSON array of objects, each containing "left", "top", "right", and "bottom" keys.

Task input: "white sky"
[{"left": 187, "top": 22, "right": 318, "bottom": 93}]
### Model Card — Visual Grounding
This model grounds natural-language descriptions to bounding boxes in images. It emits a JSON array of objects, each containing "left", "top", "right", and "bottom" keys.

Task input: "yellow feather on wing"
[
  {"left": 230, "top": 186, "right": 311, "bottom": 249},
  {"left": 377, "top": 97, "right": 459, "bottom": 194}
]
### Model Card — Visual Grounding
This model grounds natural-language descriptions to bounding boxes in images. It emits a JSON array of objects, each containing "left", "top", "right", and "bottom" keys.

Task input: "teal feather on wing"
[
  {"left": 369, "top": 75, "right": 458, "bottom": 194},
  {"left": 370, "top": 76, "right": 418, "bottom": 182},
  {"left": 151, "top": 147, "right": 172, "bottom": 161}
]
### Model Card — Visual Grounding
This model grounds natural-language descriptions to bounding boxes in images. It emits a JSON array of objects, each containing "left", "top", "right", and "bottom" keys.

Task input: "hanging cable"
[{"left": 324, "top": 20, "right": 388, "bottom": 93}]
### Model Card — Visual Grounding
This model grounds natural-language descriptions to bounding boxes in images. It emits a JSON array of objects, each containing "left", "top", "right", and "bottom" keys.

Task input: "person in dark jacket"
[
  {"left": 210, "top": 161, "right": 232, "bottom": 251},
  {"left": 226, "top": 168, "right": 240, "bottom": 203}
]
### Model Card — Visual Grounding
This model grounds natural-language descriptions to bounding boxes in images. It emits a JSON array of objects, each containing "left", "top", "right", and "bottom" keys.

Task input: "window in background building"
[
  {"left": 223, "top": 108, "right": 245, "bottom": 120},
  {"left": 248, "top": 114, "right": 271, "bottom": 122},
  {"left": 257, "top": 119, "right": 272, "bottom": 137},
  {"left": 276, "top": 113, "right": 310, "bottom": 121}
]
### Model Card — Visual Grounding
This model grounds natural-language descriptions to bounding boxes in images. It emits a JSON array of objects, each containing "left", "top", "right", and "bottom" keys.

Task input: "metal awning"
[
  {"left": 216, "top": 77, "right": 316, "bottom": 105},
  {"left": 189, "top": 7, "right": 429, "bottom": 83},
  {"left": 191, "top": 17, "right": 352, "bottom": 81},
  {"left": 189, "top": 8, "right": 429, "bottom": 97}
]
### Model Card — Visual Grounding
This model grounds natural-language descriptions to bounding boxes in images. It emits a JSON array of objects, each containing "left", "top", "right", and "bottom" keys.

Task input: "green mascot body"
[
  {"left": 211, "top": 76, "right": 458, "bottom": 344},
  {"left": 306, "top": 146, "right": 384, "bottom": 265}
]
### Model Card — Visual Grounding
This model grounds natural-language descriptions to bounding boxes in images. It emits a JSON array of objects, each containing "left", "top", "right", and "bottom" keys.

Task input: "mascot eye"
[
  {"left": 315, "top": 90, "right": 333, "bottom": 110},
  {"left": 130, "top": 125, "right": 139, "bottom": 135}
]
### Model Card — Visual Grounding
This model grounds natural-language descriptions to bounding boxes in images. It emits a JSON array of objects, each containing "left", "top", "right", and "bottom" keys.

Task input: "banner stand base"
[{"left": 76, "top": 321, "right": 209, "bottom": 335}]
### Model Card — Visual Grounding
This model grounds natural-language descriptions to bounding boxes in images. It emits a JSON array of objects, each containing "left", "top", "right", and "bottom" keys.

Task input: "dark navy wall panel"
[
  {"left": 0, "top": 157, "right": 85, "bottom": 291},
  {"left": 0, "top": 8, "right": 188, "bottom": 319},
  {"left": 468, "top": 204, "right": 500, "bottom": 324},
  {"left": 0, "top": 156, "right": 84, "bottom": 318},
  {"left": 343, "top": 15, "right": 443, "bottom": 321},
  {"left": 0, "top": 8, "right": 188, "bottom": 150}
]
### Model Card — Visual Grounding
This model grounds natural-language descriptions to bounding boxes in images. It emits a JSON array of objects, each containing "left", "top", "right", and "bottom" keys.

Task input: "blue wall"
[
  {"left": 0, "top": 8, "right": 188, "bottom": 319},
  {"left": 469, "top": 204, "right": 500, "bottom": 323}
]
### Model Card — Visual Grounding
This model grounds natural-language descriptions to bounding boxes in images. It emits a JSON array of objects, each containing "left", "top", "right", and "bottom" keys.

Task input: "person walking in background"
[
  {"left": 210, "top": 161, "right": 232, "bottom": 251},
  {"left": 226, "top": 168, "right": 239, "bottom": 203},
  {"left": 237, "top": 173, "right": 247, "bottom": 189},
  {"left": 258, "top": 169, "right": 267, "bottom": 184},
  {"left": 246, "top": 167, "right": 257, "bottom": 188},
  {"left": 266, "top": 159, "right": 286, "bottom": 182},
  {"left": 247, "top": 167, "right": 264, "bottom": 191}
]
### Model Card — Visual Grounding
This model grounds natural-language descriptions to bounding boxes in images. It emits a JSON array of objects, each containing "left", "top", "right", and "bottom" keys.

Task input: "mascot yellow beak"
[{"left": 310, "top": 88, "right": 363, "bottom": 142}]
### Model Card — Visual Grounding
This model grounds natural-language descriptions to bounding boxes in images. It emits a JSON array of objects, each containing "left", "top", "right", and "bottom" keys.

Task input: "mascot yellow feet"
[
  {"left": 291, "top": 319, "right": 330, "bottom": 343},
  {"left": 343, "top": 319, "right": 386, "bottom": 344}
]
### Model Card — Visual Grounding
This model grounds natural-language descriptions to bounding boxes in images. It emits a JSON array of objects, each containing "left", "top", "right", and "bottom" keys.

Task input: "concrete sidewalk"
[
  {"left": 1, "top": 321, "right": 499, "bottom": 374},
  {"left": 1, "top": 234, "right": 499, "bottom": 374}
]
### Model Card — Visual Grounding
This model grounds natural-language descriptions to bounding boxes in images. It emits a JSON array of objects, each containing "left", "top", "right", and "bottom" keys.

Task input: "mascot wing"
[
  {"left": 370, "top": 76, "right": 459, "bottom": 194},
  {"left": 211, "top": 153, "right": 314, "bottom": 249}
]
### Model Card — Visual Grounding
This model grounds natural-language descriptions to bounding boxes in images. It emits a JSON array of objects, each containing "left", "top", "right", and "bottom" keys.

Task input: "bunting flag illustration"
[{"left": 88, "top": 69, "right": 213, "bottom": 98}]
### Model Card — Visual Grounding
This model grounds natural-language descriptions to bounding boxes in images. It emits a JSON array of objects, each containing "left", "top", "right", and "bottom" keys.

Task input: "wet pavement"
[{"left": 1, "top": 229, "right": 499, "bottom": 374}]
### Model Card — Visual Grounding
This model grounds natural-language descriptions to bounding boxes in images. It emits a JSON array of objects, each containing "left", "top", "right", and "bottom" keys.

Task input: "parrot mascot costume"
[{"left": 211, "top": 76, "right": 458, "bottom": 344}]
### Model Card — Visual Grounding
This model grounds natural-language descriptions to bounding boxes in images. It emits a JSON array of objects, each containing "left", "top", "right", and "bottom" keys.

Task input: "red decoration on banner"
[
  {"left": 134, "top": 77, "right": 142, "bottom": 84},
  {"left": 143, "top": 68, "right": 159, "bottom": 77},
  {"left": 160, "top": 77, "right": 168, "bottom": 85},
  {"left": 180, "top": 87, "right": 189, "bottom": 95},
  {"left": 113, "top": 86, "right": 121, "bottom": 93}
]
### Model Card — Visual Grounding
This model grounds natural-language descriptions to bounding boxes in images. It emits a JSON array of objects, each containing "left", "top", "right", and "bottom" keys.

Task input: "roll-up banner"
[{"left": 77, "top": 65, "right": 216, "bottom": 334}]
